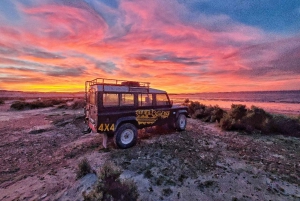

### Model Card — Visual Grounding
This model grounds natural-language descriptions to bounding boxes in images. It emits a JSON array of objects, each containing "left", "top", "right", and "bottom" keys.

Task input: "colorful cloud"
[{"left": 0, "top": 0, "right": 299, "bottom": 92}]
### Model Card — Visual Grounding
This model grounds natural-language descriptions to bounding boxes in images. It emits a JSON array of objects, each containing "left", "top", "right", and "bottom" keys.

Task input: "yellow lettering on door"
[
  {"left": 98, "top": 124, "right": 104, "bottom": 131},
  {"left": 110, "top": 124, "right": 115, "bottom": 131},
  {"left": 98, "top": 123, "right": 115, "bottom": 132},
  {"left": 104, "top": 124, "right": 110, "bottom": 131}
]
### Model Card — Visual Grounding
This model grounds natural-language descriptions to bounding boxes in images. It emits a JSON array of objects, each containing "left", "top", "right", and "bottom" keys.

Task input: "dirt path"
[{"left": 0, "top": 102, "right": 299, "bottom": 201}]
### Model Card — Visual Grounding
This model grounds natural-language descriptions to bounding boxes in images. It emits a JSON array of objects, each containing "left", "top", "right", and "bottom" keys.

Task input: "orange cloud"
[{"left": 0, "top": 0, "right": 299, "bottom": 93}]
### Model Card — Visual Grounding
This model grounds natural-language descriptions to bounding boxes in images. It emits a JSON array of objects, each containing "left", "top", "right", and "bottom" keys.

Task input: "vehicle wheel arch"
[
  {"left": 176, "top": 109, "right": 188, "bottom": 118},
  {"left": 115, "top": 116, "right": 138, "bottom": 131}
]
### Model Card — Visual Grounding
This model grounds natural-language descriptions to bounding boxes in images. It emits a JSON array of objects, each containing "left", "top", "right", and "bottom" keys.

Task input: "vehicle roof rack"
[
  {"left": 85, "top": 78, "right": 151, "bottom": 98},
  {"left": 86, "top": 78, "right": 150, "bottom": 87}
]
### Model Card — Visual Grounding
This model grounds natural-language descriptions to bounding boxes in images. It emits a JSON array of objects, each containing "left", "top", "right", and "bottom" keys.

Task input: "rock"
[
  {"left": 29, "top": 125, "right": 53, "bottom": 134},
  {"left": 58, "top": 173, "right": 97, "bottom": 201},
  {"left": 41, "top": 193, "right": 47, "bottom": 199}
]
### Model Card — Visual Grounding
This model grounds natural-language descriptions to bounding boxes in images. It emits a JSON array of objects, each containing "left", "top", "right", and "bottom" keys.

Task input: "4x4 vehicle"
[{"left": 84, "top": 78, "right": 188, "bottom": 149}]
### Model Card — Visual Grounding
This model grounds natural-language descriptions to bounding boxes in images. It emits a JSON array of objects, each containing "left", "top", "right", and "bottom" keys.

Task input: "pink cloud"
[{"left": 0, "top": 0, "right": 299, "bottom": 92}]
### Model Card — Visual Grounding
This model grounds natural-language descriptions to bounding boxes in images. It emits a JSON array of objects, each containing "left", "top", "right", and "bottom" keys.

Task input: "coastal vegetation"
[
  {"left": 83, "top": 161, "right": 139, "bottom": 201},
  {"left": 76, "top": 158, "right": 93, "bottom": 179},
  {"left": 183, "top": 99, "right": 300, "bottom": 137},
  {"left": 10, "top": 98, "right": 85, "bottom": 110},
  {"left": 183, "top": 99, "right": 224, "bottom": 123}
]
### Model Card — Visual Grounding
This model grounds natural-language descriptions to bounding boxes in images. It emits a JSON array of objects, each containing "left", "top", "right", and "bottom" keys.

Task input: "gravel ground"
[{"left": 0, "top": 101, "right": 299, "bottom": 201}]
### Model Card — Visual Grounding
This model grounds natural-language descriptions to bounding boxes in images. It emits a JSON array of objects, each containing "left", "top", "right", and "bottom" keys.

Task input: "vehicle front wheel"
[
  {"left": 114, "top": 123, "right": 137, "bottom": 149},
  {"left": 176, "top": 114, "right": 187, "bottom": 131}
]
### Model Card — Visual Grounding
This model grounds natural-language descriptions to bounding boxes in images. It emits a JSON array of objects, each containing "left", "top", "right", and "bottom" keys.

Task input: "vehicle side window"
[
  {"left": 89, "top": 91, "right": 95, "bottom": 105},
  {"left": 156, "top": 94, "right": 169, "bottom": 106},
  {"left": 103, "top": 93, "right": 119, "bottom": 107},
  {"left": 121, "top": 93, "right": 134, "bottom": 106},
  {"left": 138, "top": 94, "right": 153, "bottom": 106}
]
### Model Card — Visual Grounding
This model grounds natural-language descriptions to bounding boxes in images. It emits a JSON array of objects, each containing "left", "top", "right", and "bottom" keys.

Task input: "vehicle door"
[
  {"left": 153, "top": 93, "right": 173, "bottom": 125},
  {"left": 87, "top": 88, "right": 98, "bottom": 131}
]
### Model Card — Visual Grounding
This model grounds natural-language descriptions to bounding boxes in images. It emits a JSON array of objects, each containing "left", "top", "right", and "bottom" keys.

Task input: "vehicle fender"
[
  {"left": 176, "top": 109, "right": 188, "bottom": 118},
  {"left": 115, "top": 116, "right": 137, "bottom": 131}
]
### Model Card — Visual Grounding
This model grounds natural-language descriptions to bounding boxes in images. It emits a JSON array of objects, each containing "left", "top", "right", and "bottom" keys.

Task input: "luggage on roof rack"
[{"left": 121, "top": 81, "right": 140, "bottom": 87}]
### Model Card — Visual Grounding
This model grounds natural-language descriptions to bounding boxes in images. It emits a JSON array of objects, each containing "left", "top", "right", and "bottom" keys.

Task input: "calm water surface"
[{"left": 169, "top": 91, "right": 300, "bottom": 116}]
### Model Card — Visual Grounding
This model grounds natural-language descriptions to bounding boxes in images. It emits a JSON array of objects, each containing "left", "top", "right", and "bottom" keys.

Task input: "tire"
[
  {"left": 176, "top": 114, "right": 187, "bottom": 131},
  {"left": 114, "top": 123, "right": 137, "bottom": 149}
]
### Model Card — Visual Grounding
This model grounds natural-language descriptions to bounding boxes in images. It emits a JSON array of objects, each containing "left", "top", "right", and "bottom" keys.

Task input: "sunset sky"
[{"left": 0, "top": 0, "right": 300, "bottom": 93}]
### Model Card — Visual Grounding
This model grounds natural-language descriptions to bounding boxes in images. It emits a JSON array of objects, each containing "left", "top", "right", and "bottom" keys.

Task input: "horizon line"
[{"left": 1, "top": 89, "right": 300, "bottom": 94}]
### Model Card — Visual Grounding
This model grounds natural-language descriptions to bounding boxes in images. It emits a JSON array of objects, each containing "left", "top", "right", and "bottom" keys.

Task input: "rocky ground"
[{"left": 0, "top": 100, "right": 299, "bottom": 201}]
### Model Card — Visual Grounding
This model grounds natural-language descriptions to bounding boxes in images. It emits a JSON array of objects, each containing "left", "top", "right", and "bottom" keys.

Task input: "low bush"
[
  {"left": 0, "top": 99, "right": 5, "bottom": 105},
  {"left": 10, "top": 100, "right": 49, "bottom": 110},
  {"left": 76, "top": 158, "right": 93, "bottom": 179},
  {"left": 210, "top": 105, "right": 225, "bottom": 123},
  {"left": 83, "top": 161, "right": 139, "bottom": 201},
  {"left": 219, "top": 104, "right": 300, "bottom": 136},
  {"left": 183, "top": 100, "right": 205, "bottom": 117},
  {"left": 242, "top": 106, "right": 273, "bottom": 133},
  {"left": 10, "top": 99, "right": 67, "bottom": 110},
  {"left": 270, "top": 115, "right": 300, "bottom": 137},
  {"left": 10, "top": 101, "right": 28, "bottom": 110},
  {"left": 219, "top": 114, "right": 234, "bottom": 130},
  {"left": 183, "top": 100, "right": 225, "bottom": 122},
  {"left": 184, "top": 100, "right": 300, "bottom": 136},
  {"left": 229, "top": 104, "right": 247, "bottom": 120},
  {"left": 71, "top": 99, "right": 86, "bottom": 109},
  {"left": 219, "top": 104, "right": 272, "bottom": 132},
  {"left": 45, "top": 99, "right": 67, "bottom": 105}
]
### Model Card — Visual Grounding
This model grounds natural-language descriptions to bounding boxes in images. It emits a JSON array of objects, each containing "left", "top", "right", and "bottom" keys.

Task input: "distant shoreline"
[
  {"left": 0, "top": 91, "right": 84, "bottom": 99},
  {"left": 169, "top": 90, "right": 300, "bottom": 95}
]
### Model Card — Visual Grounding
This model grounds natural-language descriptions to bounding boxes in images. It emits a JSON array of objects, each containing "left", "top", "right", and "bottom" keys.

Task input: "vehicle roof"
[
  {"left": 86, "top": 78, "right": 167, "bottom": 94},
  {"left": 90, "top": 84, "right": 167, "bottom": 94}
]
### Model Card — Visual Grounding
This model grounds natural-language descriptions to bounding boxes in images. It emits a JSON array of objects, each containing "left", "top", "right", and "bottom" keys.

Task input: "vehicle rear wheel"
[
  {"left": 114, "top": 123, "right": 137, "bottom": 149},
  {"left": 176, "top": 114, "right": 187, "bottom": 131}
]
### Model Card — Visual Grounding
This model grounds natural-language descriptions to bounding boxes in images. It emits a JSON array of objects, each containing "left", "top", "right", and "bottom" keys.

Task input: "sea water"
[{"left": 169, "top": 90, "right": 300, "bottom": 116}]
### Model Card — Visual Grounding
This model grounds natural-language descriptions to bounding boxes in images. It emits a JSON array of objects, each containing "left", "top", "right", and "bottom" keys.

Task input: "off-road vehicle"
[{"left": 84, "top": 78, "right": 188, "bottom": 149}]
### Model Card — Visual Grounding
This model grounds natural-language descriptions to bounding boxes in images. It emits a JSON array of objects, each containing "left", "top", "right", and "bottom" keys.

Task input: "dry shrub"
[
  {"left": 219, "top": 114, "right": 234, "bottom": 130},
  {"left": 11, "top": 101, "right": 30, "bottom": 110},
  {"left": 219, "top": 105, "right": 300, "bottom": 136},
  {"left": 76, "top": 158, "right": 92, "bottom": 179},
  {"left": 229, "top": 104, "right": 247, "bottom": 120},
  {"left": 210, "top": 105, "right": 225, "bottom": 123},
  {"left": 183, "top": 100, "right": 225, "bottom": 122},
  {"left": 0, "top": 99, "right": 5, "bottom": 105},
  {"left": 83, "top": 161, "right": 138, "bottom": 201},
  {"left": 242, "top": 106, "right": 272, "bottom": 132},
  {"left": 46, "top": 99, "right": 67, "bottom": 105},
  {"left": 183, "top": 100, "right": 205, "bottom": 117},
  {"left": 270, "top": 115, "right": 300, "bottom": 137},
  {"left": 71, "top": 99, "right": 85, "bottom": 109},
  {"left": 220, "top": 105, "right": 272, "bottom": 132},
  {"left": 184, "top": 100, "right": 299, "bottom": 137},
  {"left": 220, "top": 104, "right": 248, "bottom": 131},
  {"left": 10, "top": 99, "right": 67, "bottom": 110}
]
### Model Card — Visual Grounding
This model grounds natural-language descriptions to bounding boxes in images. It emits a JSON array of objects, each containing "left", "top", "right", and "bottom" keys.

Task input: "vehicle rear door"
[{"left": 87, "top": 88, "right": 98, "bottom": 131}]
